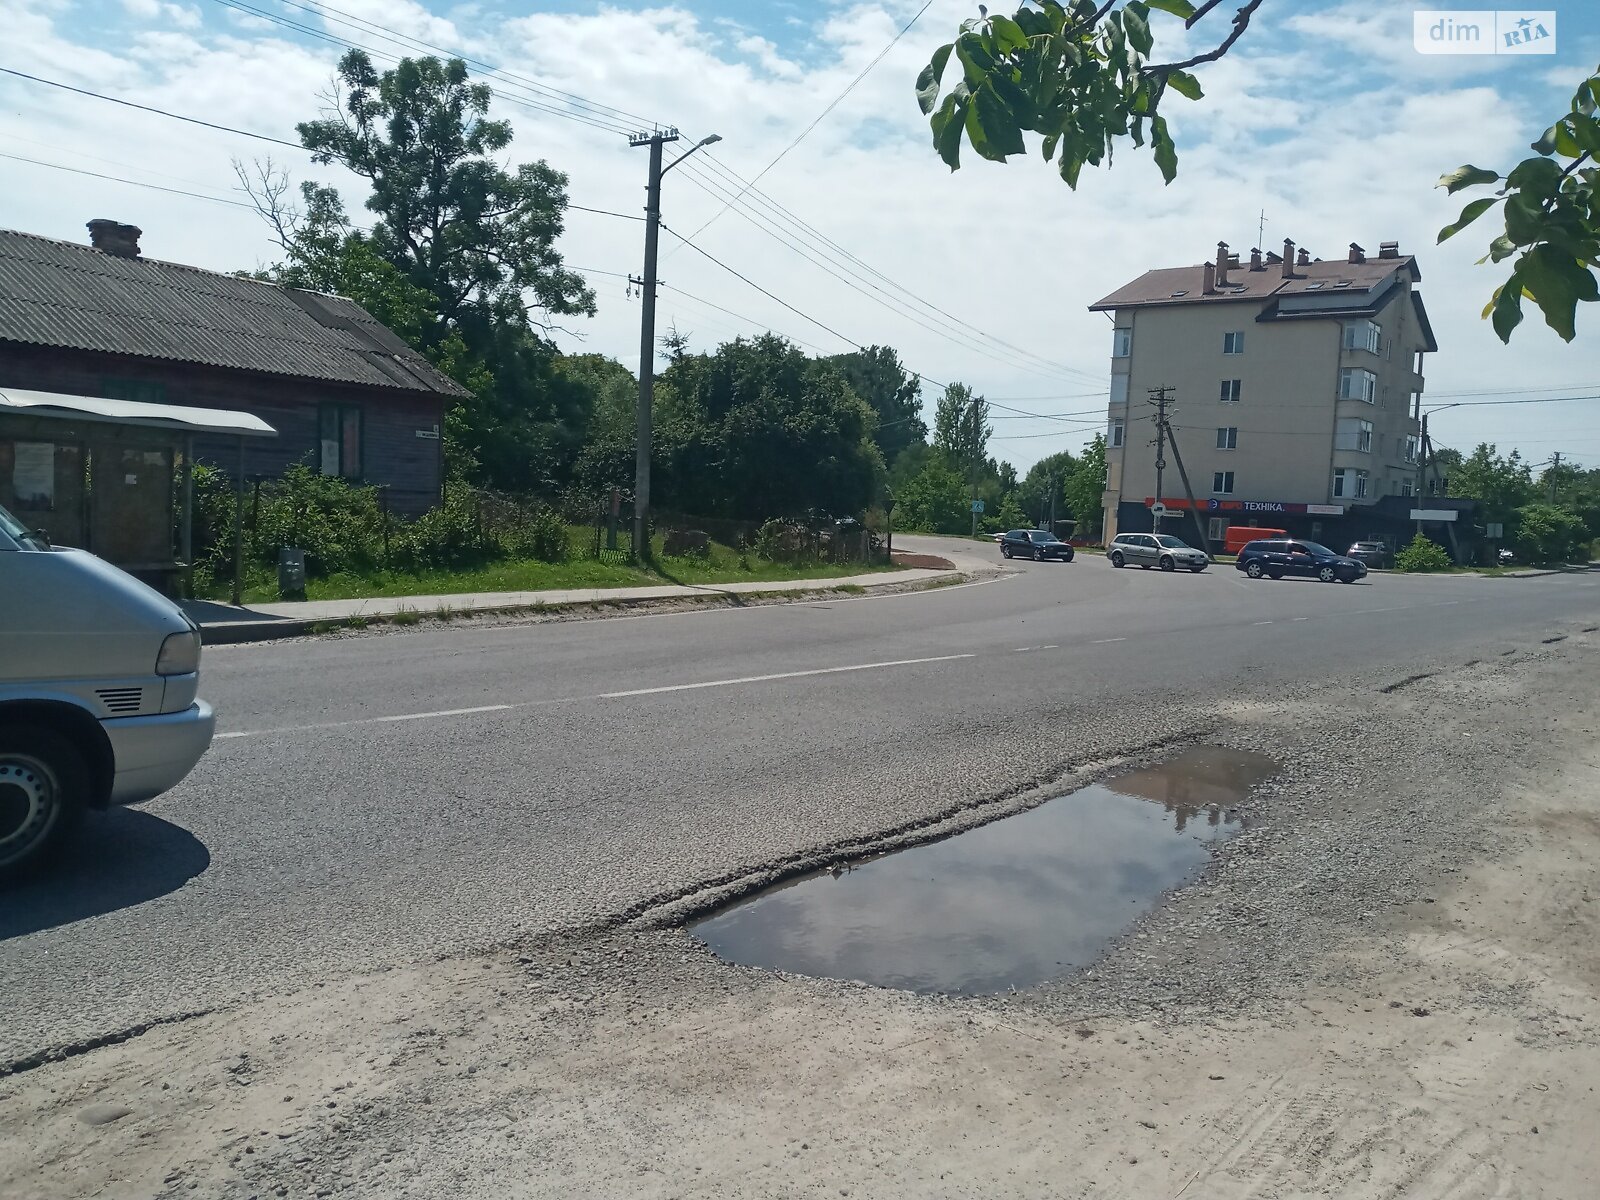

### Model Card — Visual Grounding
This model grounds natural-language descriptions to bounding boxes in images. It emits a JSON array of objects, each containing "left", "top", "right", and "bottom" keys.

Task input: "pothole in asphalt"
[{"left": 690, "top": 746, "right": 1278, "bottom": 996}]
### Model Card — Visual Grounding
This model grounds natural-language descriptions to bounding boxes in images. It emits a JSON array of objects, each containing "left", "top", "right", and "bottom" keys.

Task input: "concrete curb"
[{"left": 197, "top": 570, "right": 966, "bottom": 645}]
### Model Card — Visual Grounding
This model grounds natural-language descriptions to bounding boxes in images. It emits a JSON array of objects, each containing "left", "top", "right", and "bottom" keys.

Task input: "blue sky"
[{"left": 4, "top": 0, "right": 1600, "bottom": 470}]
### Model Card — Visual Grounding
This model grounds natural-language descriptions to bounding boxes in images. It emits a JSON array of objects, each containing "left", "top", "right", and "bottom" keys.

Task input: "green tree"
[
  {"left": 1395, "top": 533, "right": 1453, "bottom": 573},
  {"left": 826, "top": 346, "right": 927, "bottom": 465},
  {"left": 1451, "top": 443, "right": 1536, "bottom": 527},
  {"left": 1064, "top": 434, "right": 1108, "bottom": 538},
  {"left": 1016, "top": 449, "right": 1076, "bottom": 525},
  {"left": 653, "top": 334, "right": 883, "bottom": 520},
  {"left": 896, "top": 457, "right": 971, "bottom": 533},
  {"left": 932, "top": 382, "right": 991, "bottom": 479},
  {"left": 565, "top": 355, "right": 639, "bottom": 493},
  {"left": 1513, "top": 502, "right": 1587, "bottom": 564},
  {"left": 915, "top": 6, "right": 1596, "bottom": 341}
]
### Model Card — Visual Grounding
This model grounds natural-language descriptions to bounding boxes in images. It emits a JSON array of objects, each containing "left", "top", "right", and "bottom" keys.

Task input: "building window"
[
  {"left": 1404, "top": 435, "right": 1420, "bottom": 464},
  {"left": 1112, "top": 328, "right": 1132, "bottom": 358},
  {"left": 1109, "top": 420, "right": 1125, "bottom": 448},
  {"left": 319, "top": 403, "right": 363, "bottom": 479},
  {"left": 1216, "top": 426, "right": 1238, "bottom": 450},
  {"left": 1342, "top": 319, "right": 1381, "bottom": 354},
  {"left": 1332, "top": 467, "right": 1369, "bottom": 499},
  {"left": 1110, "top": 374, "right": 1129, "bottom": 405},
  {"left": 1208, "top": 516, "right": 1227, "bottom": 542},
  {"left": 1219, "top": 378, "right": 1242, "bottom": 403},
  {"left": 1222, "top": 331, "right": 1244, "bottom": 355},
  {"left": 1338, "top": 367, "right": 1377, "bottom": 404},
  {"left": 1402, "top": 477, "right": 1415, "bottom": 497},
  {"left": 1211, "top": 470, "right": 1235, "bottom": 495},
  {"left": 1335, "top": 418, "right": 1373, "bottom": 453}
]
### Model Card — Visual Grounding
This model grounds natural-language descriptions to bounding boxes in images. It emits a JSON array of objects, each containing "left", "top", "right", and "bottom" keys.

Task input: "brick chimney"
[
  {"left": 1348, "top": 242, "right": 1365, "bottom": 264},
  {"left": 87, "top": 220, "right": 142, "bottom": 259},
  {"left": 1249, "top": 247, "right": 1263, "bottom": 271},
  {"left": 1215, "top": 241, "right": 1230, "bottom": 288},
  {"left": 1297, "top": 247, "right": 1311, "bottom": 267},
  {"left": 1378, "top": 240, "right": 1400, "bottom": 259},
  {"left": 1202, "top": 260, "right": 1216, "bottom": 293},
  {"left": 1281, "top": 238, "right": 1295, "bottom": 278}
]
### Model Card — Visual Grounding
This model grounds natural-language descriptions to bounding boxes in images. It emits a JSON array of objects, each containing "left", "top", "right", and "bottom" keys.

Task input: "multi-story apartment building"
[{"left": 1090, "top": 238, "right": 1439, "bottom": 551}]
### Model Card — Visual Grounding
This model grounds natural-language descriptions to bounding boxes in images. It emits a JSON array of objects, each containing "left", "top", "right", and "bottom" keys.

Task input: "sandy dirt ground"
[{"left": 3, "top": 629, "right": 1598, "bottom": 1199}]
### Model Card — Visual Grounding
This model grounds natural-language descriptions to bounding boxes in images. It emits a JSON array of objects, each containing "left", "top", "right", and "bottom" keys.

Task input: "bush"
[
  {"left": 1394, "top": 533, "right": 1453, "bottom": 573},
  {"left": 506, "top": 505, "right": 571, "bottom": 563},
  {"left": 1513, "top": 502, "right": 1587, "bottom": 565},
  {"left": 755, "top": 518, "right": 814, "bottom": 563},
  {"left": 391, "top": 489, "right": 495, "bottom": 572}
]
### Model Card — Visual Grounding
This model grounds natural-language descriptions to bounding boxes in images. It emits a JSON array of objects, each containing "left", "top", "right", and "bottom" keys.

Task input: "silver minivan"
[{"left": 0, "top": 503, "right": 214, "bottom": 876}]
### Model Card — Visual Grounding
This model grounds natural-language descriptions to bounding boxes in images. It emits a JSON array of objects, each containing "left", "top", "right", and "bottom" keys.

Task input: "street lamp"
[{"left": 630, "top": 129, "right": 722, "bottom": 560}]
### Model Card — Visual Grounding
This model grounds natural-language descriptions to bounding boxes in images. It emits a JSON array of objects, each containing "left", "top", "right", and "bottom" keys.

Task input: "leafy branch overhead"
[
  {"left": 915, "top": 0, "right": 1262, "bottom": 186},
  {"left": 1436, "top": 67, "right": 1600, "bottom": 344}
]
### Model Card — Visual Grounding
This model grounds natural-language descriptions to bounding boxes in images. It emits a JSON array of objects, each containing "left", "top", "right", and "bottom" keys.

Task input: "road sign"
[
  {"left": 970, "top": 499, "right": 985, "bottom": 514},
  {"left": 1150, "top": 501, "right": 1168, "bottom": 517}
]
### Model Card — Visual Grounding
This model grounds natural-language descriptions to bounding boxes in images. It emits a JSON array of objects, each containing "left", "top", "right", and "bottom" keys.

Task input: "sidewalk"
[{"left": 185, "top": 564, "right": 961, "bottom": 643}]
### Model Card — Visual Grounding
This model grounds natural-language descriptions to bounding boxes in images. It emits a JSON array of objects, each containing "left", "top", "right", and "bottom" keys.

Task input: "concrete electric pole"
[
  {"left": 1148, "top": 386, "right": 1171, "bottom": 535},
  {"left": 629, "top": 128, "right": 721, "bottom": 560}
]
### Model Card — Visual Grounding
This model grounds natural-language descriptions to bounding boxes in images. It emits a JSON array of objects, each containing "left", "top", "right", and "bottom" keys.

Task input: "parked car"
[
  {"left": 1235, "top": 538, "right": 1367, "bottom": 583},
  {"left": 1346, "top": 540, "right": 1390, "bottom": 568},
  {"left": 1107, "top": 532, "right": 1210, "bottom": 572},
  {"left": 1000, "top": 528, "right": 1075, "bottom": 561},
  {"left": 0, "top": 503, "right": 215, "bottom": 877}
]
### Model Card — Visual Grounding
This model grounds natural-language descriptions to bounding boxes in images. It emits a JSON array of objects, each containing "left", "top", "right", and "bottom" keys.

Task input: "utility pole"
[
  {"left": 1549, "top": 451, "right": 1562, "bottom": 502},
  {"left": 1148, "top": 386, "right": 1172, "bottom": 534},
  {"left": 1147, "top": 385, "right": 1210, "bottom": 551},
  {"left": 1414, "top": 411, "right": 1428, "bottom": 538},
  {"left": 628, "top": 127, "right": 721, "bottom": 560}
]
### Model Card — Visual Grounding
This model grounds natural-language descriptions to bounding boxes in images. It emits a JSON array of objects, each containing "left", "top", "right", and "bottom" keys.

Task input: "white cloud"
[{"left": 1, "top": 0, "right": 1597, "bottom": 468}]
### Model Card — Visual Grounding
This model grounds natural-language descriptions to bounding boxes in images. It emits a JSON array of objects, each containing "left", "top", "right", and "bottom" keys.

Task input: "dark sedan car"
[
  {"left": 1235, "top": 539, "right": 1366, "bottom": 583},
  {"left": 1000, "top": 529, "right": 1075, "bottom": 561},
  {"left": 1346, "top": 540, "right": 1390, "bottom": 568}
]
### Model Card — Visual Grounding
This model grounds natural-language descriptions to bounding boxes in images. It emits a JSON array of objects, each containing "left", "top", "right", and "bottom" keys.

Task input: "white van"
[{"left": 0, "top": 502, "right": 215, "bottom": 876}]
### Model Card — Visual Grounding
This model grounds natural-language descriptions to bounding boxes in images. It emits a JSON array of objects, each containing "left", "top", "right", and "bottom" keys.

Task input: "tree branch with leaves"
[
  {"left": 916, "top": 0, "right": 1261, "bottom": 186},
  {"left": 1436, "top": 66, "right": 1600, "bottom": 343}
]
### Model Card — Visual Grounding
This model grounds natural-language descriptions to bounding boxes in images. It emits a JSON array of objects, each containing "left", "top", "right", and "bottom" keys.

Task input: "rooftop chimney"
[
  {"left": 1378, "top": 240, "right": 1400, "bottom": 259},
  {"left": 1297, "top": 247, "right": 1311, "bottom": 267},
  {"left": 1265, "top": 250, "right": 1282, "bottom": 265},
  {"left": 1215, "top": 241, "right": 1230, "bottom": 288},
  {"left": 1202, "top": 260, "right": 1217, "bottom": 294},
  {"left": 1348, "top": 242, "right": 1365, "bottom": 264},
  {"left": 1281, "top": 238, "right": 1295, "bottom": 278},
  {"left": 87, "top": 220, "right": 142, "bottom": 259},
  {"left": 1249, "top": 247, "right": 1263, "bottom": 271}
]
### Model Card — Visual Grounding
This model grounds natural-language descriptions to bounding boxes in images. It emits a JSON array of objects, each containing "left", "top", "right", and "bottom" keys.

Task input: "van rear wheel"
[{"left": 0, "top": 726, "right": 86, "bottom": 878}]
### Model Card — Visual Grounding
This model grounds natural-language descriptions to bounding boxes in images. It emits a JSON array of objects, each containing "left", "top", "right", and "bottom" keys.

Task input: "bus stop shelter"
[{"left": 0, "top": 387, "right": 276, "bottom": 602}]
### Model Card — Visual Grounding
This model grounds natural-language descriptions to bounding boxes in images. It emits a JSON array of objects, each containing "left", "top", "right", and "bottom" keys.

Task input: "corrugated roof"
[
  {"left": 0, "top": 386, "right": 279, "bottom": 437},
  {"left": 0, "top": 229, "right": 468, "bottom": 398},
  {"left": 1089, "top": 254, "right": 1420, "bottom": 311}
]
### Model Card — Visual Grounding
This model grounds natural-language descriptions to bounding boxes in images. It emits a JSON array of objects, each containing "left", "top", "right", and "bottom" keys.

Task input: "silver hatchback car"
[{"left": 1108, "top": 532, "right": 1210, "bottom": 572}]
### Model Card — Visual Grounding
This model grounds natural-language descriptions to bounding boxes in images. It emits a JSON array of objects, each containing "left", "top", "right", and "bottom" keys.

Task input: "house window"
[
  {"left": 1335, "top": 418, "right": 1373, "bottom": 453},
  {"left": 1208, "top": 516, "right": 1227, "bottom": 542},
  {"left": 319, "top": 403, "right": 363, "bottom": 479},
  {"left": 1332, "top": 467, "right": 1369, "bottom": 499},
  {"left": 1404, "top": 435, "right": 1419, "bottom": 463},
  {"left": 1219, "top": 378, "right": 1242, "bottom": 403},
  {"left": 1222, "top": 331, "right": 1244, "bottom": 355},
  {"left": 1112, "top": 328, "right": 1132, "bottom": 358},
  {"left": 1402, "top": 477, "right": 1415, "bottom": 497},
  {"left": 1339, "top": 367, "right": 1377, "bottom": 403},
  {"left": 1110, "top": 374, "right": 1129, "bottom": 405},
  {"left": 1216, "top": 426, "right": 1238, "bottom": 450},
  {"left": 1211, "top": 470, "right": 1235, "bottom": 495},
  {"left": 1109, "top": 419, "right": 1125, "bottom": 448},
  {"left": 1342, "top": 319, "right": 1381, "bottom": 354}
]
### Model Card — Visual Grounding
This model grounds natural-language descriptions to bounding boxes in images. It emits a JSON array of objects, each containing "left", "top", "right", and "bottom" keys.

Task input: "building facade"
[
  {"left": 1091, "top": 238, "right": 1439, "bottom": 551},
  {"left": 0, "top": 223, "right": 466, "bottom": 520}
]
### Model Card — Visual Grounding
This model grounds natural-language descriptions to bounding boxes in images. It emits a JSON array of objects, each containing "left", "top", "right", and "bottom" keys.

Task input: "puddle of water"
[{"left": 690, "top": 746, "right": 1277, "bottom": 995}]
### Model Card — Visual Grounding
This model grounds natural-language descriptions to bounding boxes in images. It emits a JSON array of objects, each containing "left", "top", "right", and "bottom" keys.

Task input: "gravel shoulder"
[{"left": 4, "top": 626, "right": 1598, "bottom": 1198}]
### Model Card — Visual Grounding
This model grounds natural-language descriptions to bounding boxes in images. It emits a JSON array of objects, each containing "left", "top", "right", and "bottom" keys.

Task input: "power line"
[
  {"left": 567, "top": 203, "right": 645, "bottom": 222},
  {"left": 678, "top": 0, "right": 932, "bottom": 245},
  {"left": 0, "top": 151, "right": 257, "bottom": 208},
  {"left": 0, "top": 66, "right": 306, "bottom": 150}
]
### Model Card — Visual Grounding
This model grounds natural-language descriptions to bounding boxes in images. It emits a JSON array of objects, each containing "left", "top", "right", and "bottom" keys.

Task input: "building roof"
[
  {"left": 0, "top": 386, "right": 279, "bottom": 437},
  {"left": 1089, "top": 254, "right": 1420, "bottom": 310},
  {"left": 0, "top": 228, "right": 468, "bottom": 398}
]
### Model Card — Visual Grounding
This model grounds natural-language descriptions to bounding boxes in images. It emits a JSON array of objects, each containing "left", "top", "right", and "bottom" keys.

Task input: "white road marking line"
[
  {"left": 1041, "top": 644, "right": 1059, "bottom": 650},
  {"left": 1090, "top": 637, "right": 1126, "bottom": 644},
  {"left": 1253, "top": 620, "right": 1274, "bottom": 626},
  {"left": 215, "top": 704, "right": 517, "bottom": 741},
  {"left": 1291, "top": 617, "right": 1309, "bottom": 622},
  {"left": 597, "top": 654, "right": 976, "bottom": 699}
]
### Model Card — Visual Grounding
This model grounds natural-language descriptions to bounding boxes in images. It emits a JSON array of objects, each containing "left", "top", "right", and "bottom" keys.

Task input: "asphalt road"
[{"left": 4, "top": 538, "right": 1597, "bottom": 1059}]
